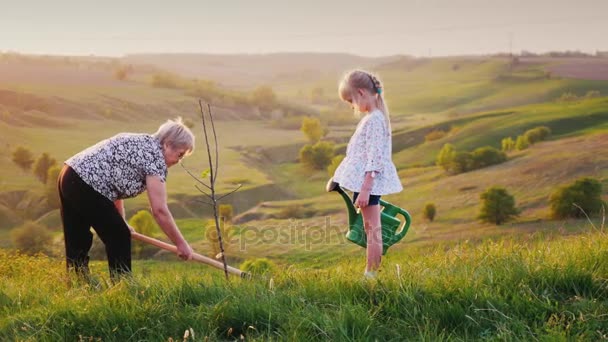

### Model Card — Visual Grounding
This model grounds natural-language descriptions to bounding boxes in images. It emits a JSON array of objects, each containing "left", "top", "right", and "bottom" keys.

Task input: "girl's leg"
[{"left": 361, "top": 204, "right": 382, "bottom": 273}]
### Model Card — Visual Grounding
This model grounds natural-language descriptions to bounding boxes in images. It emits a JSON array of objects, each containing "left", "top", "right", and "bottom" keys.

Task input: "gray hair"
[{"left": 153, "top": 117, "right": 195, "bottom": 155}]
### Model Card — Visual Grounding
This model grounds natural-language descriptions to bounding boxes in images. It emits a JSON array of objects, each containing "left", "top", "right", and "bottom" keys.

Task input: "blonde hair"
[
  {"left": 339, "top": 69, "right": 391, "bottom": 135},
  {"left": 153, "top": 117, "right": 195, "bottom": 156}
]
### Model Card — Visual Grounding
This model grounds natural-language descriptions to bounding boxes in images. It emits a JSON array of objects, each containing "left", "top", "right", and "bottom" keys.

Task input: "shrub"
[
  {"left": 450, "top": 151, "right": 474, "bottom": 174},
  {"left": 478, "top": 187, "right": 519, "bottom": 225},
  {"left": 470, "top": 146, "right": 507, "bottom": 169},
  {"left": 549, "top": 177, "right": 605, "bottom": 219},
  {"left": 300, "top": 116, "right": 327, "bottom": 143},
  {"left": 436, "top": 143, "right": 455, "bottom": 171},
  {"left": 524, "top": 126, "right": 551, "bottom": 144},
  {"left": 11, "top": 221, "right": 52, "bottom": 255},
  {"left": 501, "top": 137, "right": 515, "bottom": 152},
  {"left": 515, "top": 135, "right": 530, "bottom": 150},
  {"left": 240, "top": 258, "right": 276, "bottom": 275},
  {"left": 423, "top": 203, "right": 436, "bottom": 222},
  {"left": 585, "top": 90, "right": 600, "bottom": 99},
  {"left": 33, "top": 152, "right": 57, "bottom": 184},
  {"left": 12, "top": 146, "right": 34, "bottom": 172},
  {"left": 299, "top": 141, "right": 335, "bottom": 170}
]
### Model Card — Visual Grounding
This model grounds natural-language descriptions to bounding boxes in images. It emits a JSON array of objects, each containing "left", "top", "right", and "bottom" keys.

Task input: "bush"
[
  {"left": 557, "top": 92, "right": 579, "bottom": 103},
  {"left": 11, "top": 221, "right": 52, "bottom": 255},
  {"left": 584, "top": 90, "right": 600, "bottom": 99},
  {"left": 436, "top": 144, "right": 455, "bottom": 171},
  {"left": 12, "top": 146, "right": 34, "bottom": 172},
  {"left": 478, "top": 187, "right": 519, "bottom": 225},
  {"left": 299, "top": 141, "right": 335, "bottom": 170},
  {"left": 523, "top": 126, "right": 551, "bottom": 144},
  {"left": 327, "top": 154, "right": 345, "bottom": 177},
  {"left": 33, "top": 152, "right": 56, "bottom": 184},
  {"left": 423, "top": 203, "right": 436, "bottom": 222},
  {"left": 515, "top": 135, "right": 530, "bottom": 150},
  {"left": 549, "top": 177, "right": 605, "bottom": 219},
  {"left": 470, "top": 146, "right": 507, "bottom": 169},
  {"left": 450, "top": 151, "right": 474, "bottom": 174},
  {"left": 501, "top": 137, "right": 515, "bottom": 152},
  {"left": 300, "top": 116, "right": 327, "bottom": 143},
  {"left": 240, "top": 258, "right": 276, "bottom": 275}
]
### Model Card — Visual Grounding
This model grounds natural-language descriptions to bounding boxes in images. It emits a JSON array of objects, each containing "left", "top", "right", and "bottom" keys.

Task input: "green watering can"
[{"left": 326, "top": 178, "right": 412, "bottom": 255}]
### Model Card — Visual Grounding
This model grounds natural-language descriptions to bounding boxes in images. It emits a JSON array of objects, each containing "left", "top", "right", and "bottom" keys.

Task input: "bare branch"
[
  {"left": 194, "top": 198, "right": 214, "bottom": 206},
  {"left": 217, "top": 184, "right": 243, "bottom": 202},
  {"left": 195, "top": 185, "right": 213, "bottom": 199},
  {"left": 208, "top": 103, "right": 220, "bottom": 183},
  {"left": 180, "top": 162, "right": 211, "bottom": 190}
]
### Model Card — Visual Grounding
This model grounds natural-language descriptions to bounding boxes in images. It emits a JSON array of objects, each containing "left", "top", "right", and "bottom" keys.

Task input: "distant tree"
[
  {"left": 252, "top": 85, "right": 277, "bottom": 111},
  {"left": 470, "top": 146, "right": 507, "bottom": 169},
  {"left": 33, "top": 152, "right": 57, "bottom": 184},
  {"left": 515, "top": 135, "right": 530, "bottom": 150},
  {"left": 11, "top": 221, "right": 52, "bottom": 255},
  {"left": 451, "top": 151, "right": 474, "bottom": 174},
  {"left": 436, "top": 143, "right": 455, "bottom": 171},
  {"left": 12, "top": 146, "right": 34, "bottom": 172},
  {"left": 478, "top": 187, "right": 519, "bottom": 225},
  {"left": 45, "top": 165, "right": 62, "bottom": 209},
  {"left": 549, "top": 177, "right": 605, "bottom": 219},
  {"left": 300, "top": 116, "right": 327, "bottom": 143},
  {"left": 299, "top": 141, "right": 335, "bottom": 170},
  {"left": 501, "top": 137, "right": 515, "bottom": 152},
  {"left": 327, "top": 154, "right": 345, "bottom": 177},
  {"left": 423, "top": 203, "right": 436, "bottom": 222},
  {"left": 523, "top": 126, "right": 551, "bottom": 145}
]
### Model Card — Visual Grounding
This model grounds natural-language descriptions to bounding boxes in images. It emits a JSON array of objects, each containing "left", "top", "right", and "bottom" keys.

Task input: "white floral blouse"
[
  {"left": 333, "top": 109, "right": 403, "bottom": 195},
  {"left": 66, "top": 133, "right": 168, "bottom": 201}
]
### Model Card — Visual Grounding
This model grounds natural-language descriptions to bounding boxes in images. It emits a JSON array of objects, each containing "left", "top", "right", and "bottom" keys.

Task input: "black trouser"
[{"left": 58, "top": 165, "right": 131, "bottom": 280}]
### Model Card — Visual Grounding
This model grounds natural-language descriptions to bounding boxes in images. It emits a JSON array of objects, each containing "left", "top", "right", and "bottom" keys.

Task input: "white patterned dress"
[{"left": 333, "top": 109, "right": 403, "bottom": 195}]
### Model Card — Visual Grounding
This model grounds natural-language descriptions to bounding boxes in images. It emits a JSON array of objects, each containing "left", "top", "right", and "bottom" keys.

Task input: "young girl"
[{"left": 332, "top": 70, "right": 403, "bottom": 279}]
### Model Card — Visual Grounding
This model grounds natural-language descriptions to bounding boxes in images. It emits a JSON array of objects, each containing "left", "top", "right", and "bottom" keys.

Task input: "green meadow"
[{"left": 1, "top": 53, "right": 607, "bottom": 340}]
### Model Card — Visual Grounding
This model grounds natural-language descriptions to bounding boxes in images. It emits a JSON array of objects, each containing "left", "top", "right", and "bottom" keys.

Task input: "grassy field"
[{"left": 1, "top": 225, "right": 607, "bottom": 341}]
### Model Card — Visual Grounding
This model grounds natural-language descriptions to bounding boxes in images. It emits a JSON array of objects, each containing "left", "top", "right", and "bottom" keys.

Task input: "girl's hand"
[
  {"left": 176, "top": 241, "right": 194, "bottom": 261},
  {"left": 355, "top": 191, "right": 370, "bottom": 209}
]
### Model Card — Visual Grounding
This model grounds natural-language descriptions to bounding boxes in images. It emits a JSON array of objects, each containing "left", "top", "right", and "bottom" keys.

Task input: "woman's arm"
[{"left": 146, "top": 175, "right": 193, "bottom": 260}]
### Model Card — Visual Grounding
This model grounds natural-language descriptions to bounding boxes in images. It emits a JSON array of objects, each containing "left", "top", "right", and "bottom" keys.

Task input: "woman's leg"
[
  {"left": 58, "top": 166, "right": 94, "bottom": 278},
  {"left": 361, "top": 204, "right": 382, "bottom": 273}
]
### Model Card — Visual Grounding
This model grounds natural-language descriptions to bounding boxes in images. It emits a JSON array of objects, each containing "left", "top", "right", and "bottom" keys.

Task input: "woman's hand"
[{"left": 176, "top": 240, "right": 194, "bottom": 261}]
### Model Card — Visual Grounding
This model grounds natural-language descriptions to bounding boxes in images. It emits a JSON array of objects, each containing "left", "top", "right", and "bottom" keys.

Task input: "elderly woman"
[{"left": 58, "top": 118, "right": 194, "bottom": 280}]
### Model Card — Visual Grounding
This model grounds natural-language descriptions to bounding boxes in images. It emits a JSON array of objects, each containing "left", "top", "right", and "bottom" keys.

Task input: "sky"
[{"left": 1, "top": 0, "right": 607, "bottom": 57}]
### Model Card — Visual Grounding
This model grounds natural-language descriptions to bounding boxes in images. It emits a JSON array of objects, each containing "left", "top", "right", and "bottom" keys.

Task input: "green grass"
[{"left": 2, "top": 227, "right": 608, "bottom": 340}]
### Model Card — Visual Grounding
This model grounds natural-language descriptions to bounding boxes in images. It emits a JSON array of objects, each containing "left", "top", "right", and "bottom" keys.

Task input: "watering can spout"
[{"left": 326, "top": 178, "right": 359, "bottom": 225}]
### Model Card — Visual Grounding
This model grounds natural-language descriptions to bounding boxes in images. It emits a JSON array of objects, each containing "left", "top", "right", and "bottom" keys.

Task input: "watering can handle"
[{"left": 379, "top": 200, "right": 412, "bottom": 241}]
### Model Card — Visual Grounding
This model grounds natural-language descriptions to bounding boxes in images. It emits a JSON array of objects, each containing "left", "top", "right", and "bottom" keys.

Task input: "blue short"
[{"left": 352, "top": 192, "right": 381, "bottom": 206}]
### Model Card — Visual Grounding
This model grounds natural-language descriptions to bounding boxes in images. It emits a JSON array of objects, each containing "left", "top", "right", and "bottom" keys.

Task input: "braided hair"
[{"left": 338, "top": 69, "right": 391, "bottom": 135}]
